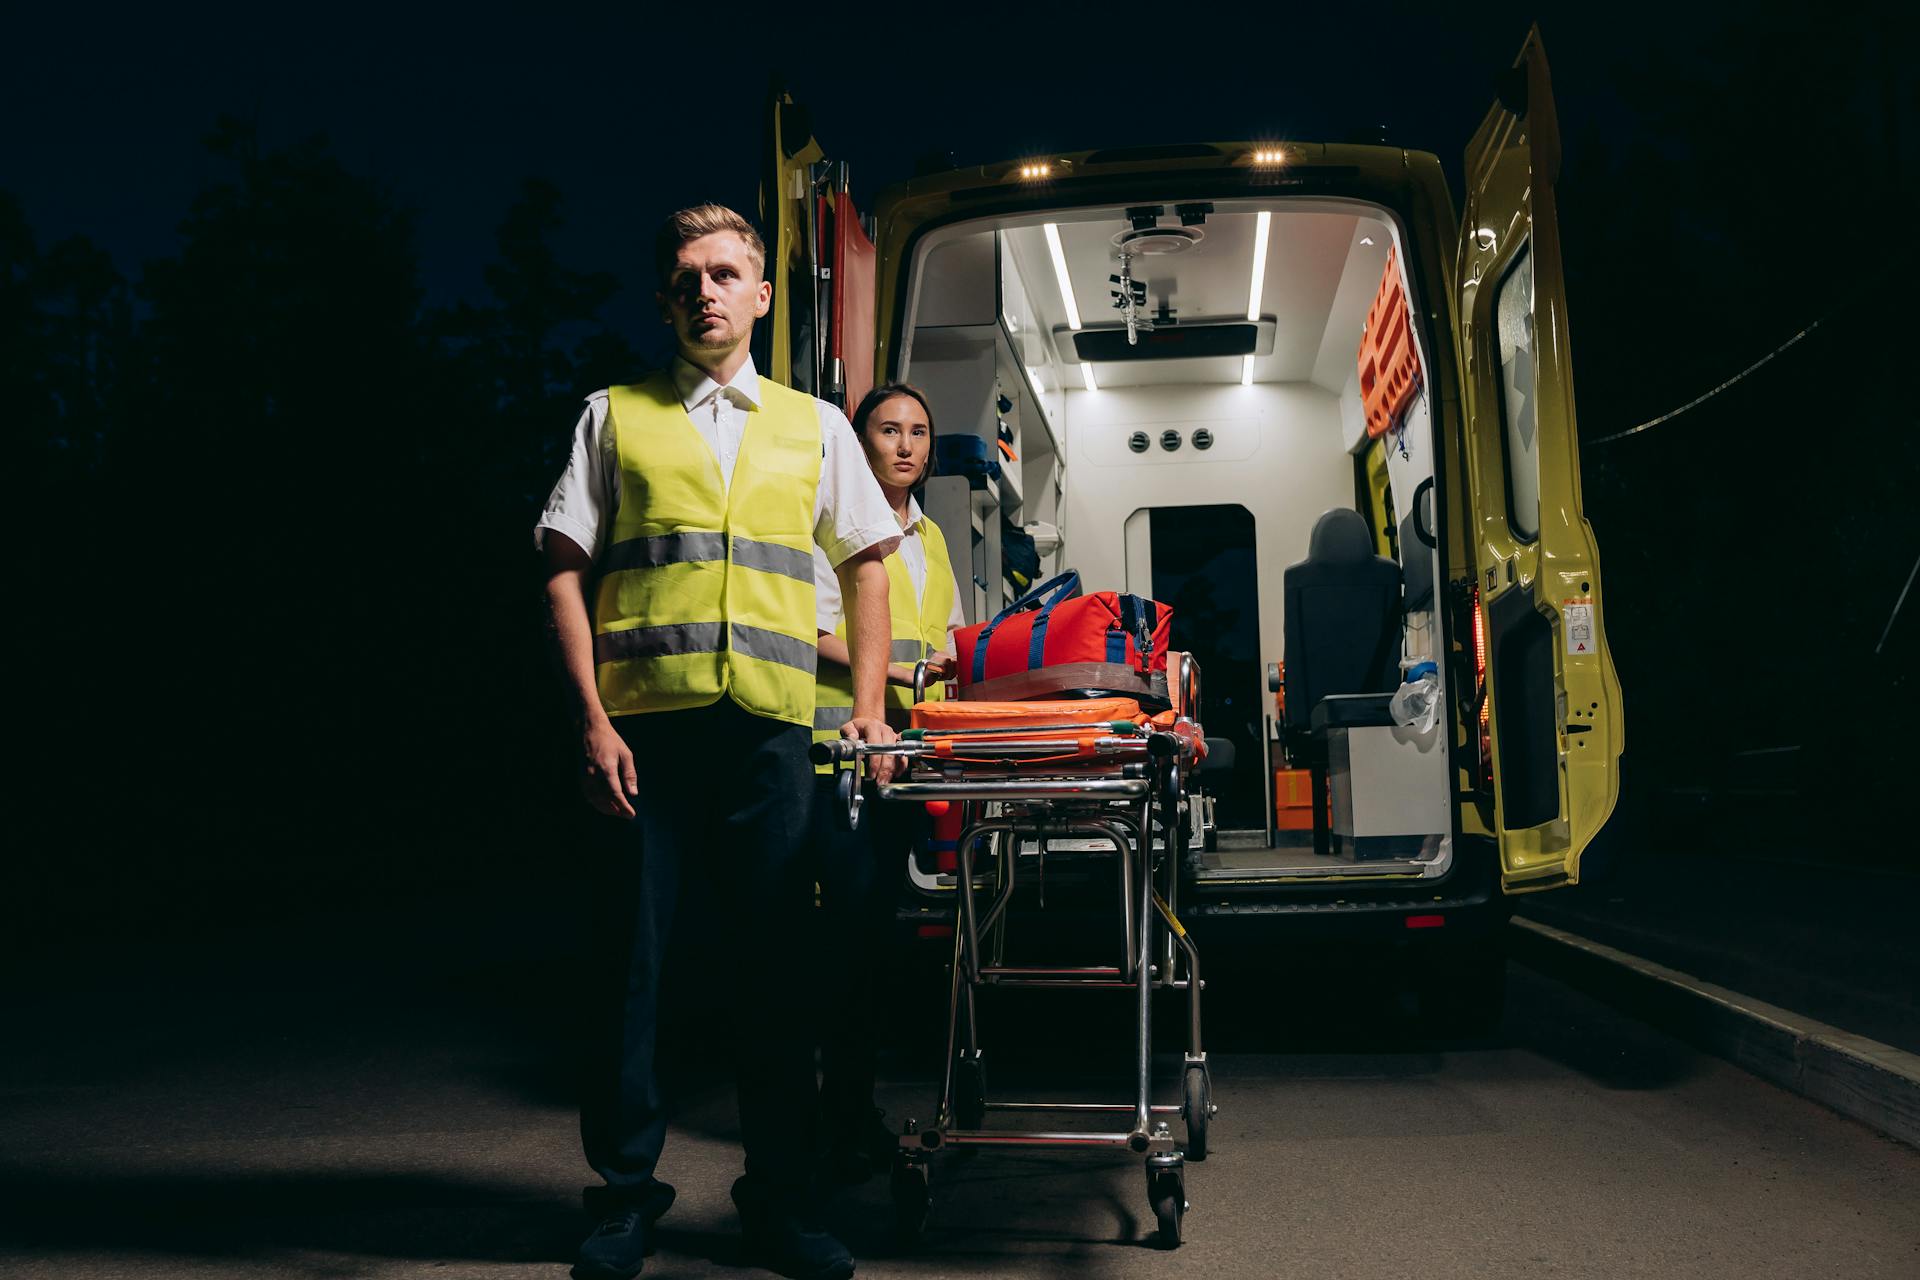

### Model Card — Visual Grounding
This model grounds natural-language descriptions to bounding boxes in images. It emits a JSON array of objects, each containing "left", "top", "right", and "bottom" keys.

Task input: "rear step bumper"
[
  {"left": 1182, "top": 837, "right": 1501, "bottom": 942},
  {"left": 895, "top": 839, "right": 1503, "bottom": 945}
]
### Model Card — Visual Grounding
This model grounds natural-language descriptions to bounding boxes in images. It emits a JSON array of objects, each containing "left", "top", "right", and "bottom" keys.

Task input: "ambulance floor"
[{"left": 1195, "top": 830, "right": 1418, "bottom": 873}]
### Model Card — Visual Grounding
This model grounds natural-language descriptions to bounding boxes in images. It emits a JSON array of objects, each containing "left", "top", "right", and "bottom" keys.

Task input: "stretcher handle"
[
  {"left": 810, "top": 737, "right": 924, "bottom": 764},
  {"left": 809, "top": 738, "right": 861, "bottom": 766}
]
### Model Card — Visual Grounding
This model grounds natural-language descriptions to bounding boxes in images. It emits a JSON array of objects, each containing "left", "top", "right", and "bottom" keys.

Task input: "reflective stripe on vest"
[
  {"left": 812, "top": 514, "right": 955, "bottom": 769},
  {"left": 591, "top": 373, "right": 821, "bottom": 725}
]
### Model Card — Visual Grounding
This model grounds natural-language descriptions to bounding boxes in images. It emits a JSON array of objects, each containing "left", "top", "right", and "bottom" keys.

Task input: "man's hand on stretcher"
[{"left": 841, "top": 716, "right": 901, "bottom": 784}]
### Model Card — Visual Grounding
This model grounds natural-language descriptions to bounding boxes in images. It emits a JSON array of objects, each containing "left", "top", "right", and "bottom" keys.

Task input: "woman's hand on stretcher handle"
[
  {"left": 841, "top": 717, "right": 900, "bottom": 784},
  {"left": 886, "top": 652, "right": 954, "bottom": 687}
]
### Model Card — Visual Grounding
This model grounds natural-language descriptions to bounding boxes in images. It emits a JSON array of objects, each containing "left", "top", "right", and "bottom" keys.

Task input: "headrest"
[{"left": 1307, "top": 508, "right": 1375, "bottom": 564}]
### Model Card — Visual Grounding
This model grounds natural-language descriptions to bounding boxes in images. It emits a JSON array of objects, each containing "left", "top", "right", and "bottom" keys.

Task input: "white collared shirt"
[
  {"left": 813, "top": 495, "right": 967, "bottom": 644},
  {"left": 534, "top": 355, "right": 902, "bottom": 569}
]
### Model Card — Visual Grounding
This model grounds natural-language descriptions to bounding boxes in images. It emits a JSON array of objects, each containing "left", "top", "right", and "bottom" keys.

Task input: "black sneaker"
[
  {"left": 731, "top": 1176, "right": 855, "bottom": 1280},
  {"left": 573, "top": 1181, "right": 676, "bottom": 1280}
]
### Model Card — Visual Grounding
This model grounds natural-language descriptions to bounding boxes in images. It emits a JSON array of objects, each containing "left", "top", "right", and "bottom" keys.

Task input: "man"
[{"left": 536, "top": 203, "right": 899, "bottom": 1280}]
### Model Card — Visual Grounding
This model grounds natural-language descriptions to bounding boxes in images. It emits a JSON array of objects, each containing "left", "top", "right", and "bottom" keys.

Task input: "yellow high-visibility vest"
[
  {"left": 591, "top": 372, "right": 821, "bottom": 726},
  {"left": 813, "top": 513, "right": 954, "bottom": 768}
]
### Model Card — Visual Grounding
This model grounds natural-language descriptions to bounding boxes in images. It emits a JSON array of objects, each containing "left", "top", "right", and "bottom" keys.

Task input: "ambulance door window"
[{"left": 1494, "top": 244, "right": 1542, "bottom": 542}]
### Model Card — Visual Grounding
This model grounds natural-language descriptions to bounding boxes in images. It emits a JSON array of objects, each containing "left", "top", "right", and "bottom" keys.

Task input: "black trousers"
[
  {"left": 580, "top": 700, "right": 817, "bottom": 1202},
  {"left": 810, "top": 772, "right": 922, "bottom": 1131}
]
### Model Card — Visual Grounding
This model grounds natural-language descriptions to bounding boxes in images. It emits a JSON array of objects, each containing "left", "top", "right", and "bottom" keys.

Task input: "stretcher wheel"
[
  {"left": 890, "top": 1153, "right": 930, "bottom": 1244},
  {"left": 1147, "top": 1161, "right": 1185, "bottom": 1248},
  {"left": 1182, "top": 1065, "right": 1211, "bottom": 1161},
  {"left": 954, "top": 1054, "right": 987, "bottom": 1130},
  {"left": 835, "top": 766, "right": 863, "bottom": 832}
]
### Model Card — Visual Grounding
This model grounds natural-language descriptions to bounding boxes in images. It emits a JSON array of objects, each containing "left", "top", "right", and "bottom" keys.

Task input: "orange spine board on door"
[{"left": 1356, "top": 247, "right": 1421, "bottom": 438}]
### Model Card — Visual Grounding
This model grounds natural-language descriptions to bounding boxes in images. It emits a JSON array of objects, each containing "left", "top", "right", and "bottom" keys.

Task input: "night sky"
[{"left": 8, "top": 4, "right": 1831, "bottom": 358}]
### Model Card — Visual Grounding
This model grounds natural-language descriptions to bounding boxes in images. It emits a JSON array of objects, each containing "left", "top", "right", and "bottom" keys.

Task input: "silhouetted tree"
[
  {"left": 2, "top": 192, "right": 131, "bottom": 505},
  {"left": 430, "top": 177, "right": 638, "bottom": 505},
  {"left": 18, "top": 117, "right": 441, "bottom": 907},
  {"left": 8, "top": 192, "right": 139, "bottom": 918},
  {"left": 417, "top": 178, "right": 644, "bottom": 881}
]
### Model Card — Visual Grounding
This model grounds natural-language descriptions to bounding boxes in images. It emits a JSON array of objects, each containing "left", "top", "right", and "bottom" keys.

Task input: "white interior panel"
[
  {"left": 1059, "top": 382, "right": 1353, "bottom": 673},
  {"left": 1313, "top": 221, "right": 1397, "bottom": 392}
]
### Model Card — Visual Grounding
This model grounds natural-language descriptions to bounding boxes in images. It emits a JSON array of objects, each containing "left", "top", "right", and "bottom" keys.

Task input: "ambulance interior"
[{"left": 901, "top": 200, "right": 1454, "bottom": 881}]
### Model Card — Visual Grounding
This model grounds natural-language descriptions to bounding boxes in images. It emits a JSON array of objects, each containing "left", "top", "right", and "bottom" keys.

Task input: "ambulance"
[{"left": 763, "top": 26, "right": 1623, "bottom": 1026}]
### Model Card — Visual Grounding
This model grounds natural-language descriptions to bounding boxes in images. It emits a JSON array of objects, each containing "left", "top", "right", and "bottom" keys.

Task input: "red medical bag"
[{"left": 954, "top": 571, "right": 1173, "bottom": 689}]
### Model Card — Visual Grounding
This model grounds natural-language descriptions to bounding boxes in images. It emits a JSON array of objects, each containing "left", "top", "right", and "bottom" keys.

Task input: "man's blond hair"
[{"left": 654, "top": 204, "right": 768, "bottom": 285}]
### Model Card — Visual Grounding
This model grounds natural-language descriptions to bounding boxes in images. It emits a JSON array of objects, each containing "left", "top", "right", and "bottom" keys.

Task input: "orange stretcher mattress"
[{"left": 910, "top": 698, "right": 1146, "bottom": 732}]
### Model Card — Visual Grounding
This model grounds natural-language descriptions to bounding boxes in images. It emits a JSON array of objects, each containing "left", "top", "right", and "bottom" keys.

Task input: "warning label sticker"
[{"left": 1563, "top": 602, "right": 1595, "bottom": 656}]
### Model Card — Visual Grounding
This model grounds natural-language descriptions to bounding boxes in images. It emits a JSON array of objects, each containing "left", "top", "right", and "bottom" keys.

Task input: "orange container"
[
  {"left": 1356, "top": 247, "right": 1422, "bottom": 438},
  {"left": 928, "top": 800, "right": 963, "bottom": 874},
  {"left": 1274, "top": 767, "right": 1316, "bottom": 831}
]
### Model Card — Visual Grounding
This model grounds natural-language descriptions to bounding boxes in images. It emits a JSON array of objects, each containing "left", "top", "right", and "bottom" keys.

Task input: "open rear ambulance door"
[
  {"left": 1454, "top": 27, "right": 1624, "bottom": 891},
  {"left": 760, "top": 88, "right": 878, "bottom": 409}
]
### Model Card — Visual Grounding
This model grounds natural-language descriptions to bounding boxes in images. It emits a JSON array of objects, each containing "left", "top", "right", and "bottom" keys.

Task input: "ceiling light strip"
[
  {"left": 1081, "top": 363, "right": 1098, "bottom": 392},
  {"left": 1246, "top": 210, "right": 1272, "bottom": 322},
  {"left": 1241, "top": 354, "right": 1255, "bottom": 386},
  {"left": 1044, "top": 223, "right": 1082, "bottom": 331}
]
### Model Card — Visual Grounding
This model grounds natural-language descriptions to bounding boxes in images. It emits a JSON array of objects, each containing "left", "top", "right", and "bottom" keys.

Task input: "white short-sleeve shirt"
[
  {"left": 813, "top": 496, "right": 967, "bottom": 651},
  {"left": 534, "top": 355, "right": 902, "bottom": 570}
]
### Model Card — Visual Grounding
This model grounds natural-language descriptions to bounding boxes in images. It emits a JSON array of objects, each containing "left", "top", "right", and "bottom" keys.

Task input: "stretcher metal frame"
[{"left": 811, "top": 653, "right": 1215, "bottom": 1249}]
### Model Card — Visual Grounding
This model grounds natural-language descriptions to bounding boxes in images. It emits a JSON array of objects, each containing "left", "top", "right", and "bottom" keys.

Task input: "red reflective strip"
[
  {"left": 916, "top": 924, "right": 955, "bottom": 938},
  {"left": 1405, "top": 914, "right": 1446, "bottom": 929}
]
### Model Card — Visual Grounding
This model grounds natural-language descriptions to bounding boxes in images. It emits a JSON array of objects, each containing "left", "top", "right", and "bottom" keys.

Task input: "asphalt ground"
[{"left": 3, "top": 894, "right": 1917, "bottom": 1279}]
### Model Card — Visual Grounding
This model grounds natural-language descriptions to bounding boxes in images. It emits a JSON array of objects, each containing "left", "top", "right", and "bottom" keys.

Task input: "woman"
[{"left": 809, "top": 382, "right": 965, "bottom": 1182}]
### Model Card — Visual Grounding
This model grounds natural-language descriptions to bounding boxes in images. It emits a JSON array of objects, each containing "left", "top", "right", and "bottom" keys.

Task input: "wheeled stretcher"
[{"left": 810, "top": 652, "right": 1215, "bottom": 1249}]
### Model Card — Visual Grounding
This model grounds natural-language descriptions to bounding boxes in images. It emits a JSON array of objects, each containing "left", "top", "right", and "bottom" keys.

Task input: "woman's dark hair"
[{"left": 849, "top": 382, "right": 937, "bottom": 487}]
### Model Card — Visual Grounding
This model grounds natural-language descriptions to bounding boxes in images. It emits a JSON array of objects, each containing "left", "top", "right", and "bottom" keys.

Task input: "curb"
[{"left": 1509, "top": 916, "right": 1920, "bottom": 1150}]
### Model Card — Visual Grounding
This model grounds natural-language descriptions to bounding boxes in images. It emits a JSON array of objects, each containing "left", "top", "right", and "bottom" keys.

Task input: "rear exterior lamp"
[
  {"left": 1018, "top": 161, "right": 1054, "bottom": 180},
  {"left": 1249, "top": 148, "right": 1288, "bottom": 166}
]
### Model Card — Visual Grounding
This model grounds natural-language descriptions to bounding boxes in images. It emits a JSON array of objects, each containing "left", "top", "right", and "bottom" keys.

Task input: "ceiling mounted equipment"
[
  {"left": 1109, "top": 249, "right": 1152, "bottom": 346},
  {"left": 1160, "top": 430, "right": 1183, "bottom": 452},
  {"left": 1072, "top": 321, "right": 1260, "bottom": 363},
  {"left": 1192, "top": 428, "right": 1215, "bottom": 450},
  {"left": 1111, "top": 224, "right": 1204, "bottom": 256},
  {"left": 1128, "top": 431, "right": 1150, "bottom": 453}
]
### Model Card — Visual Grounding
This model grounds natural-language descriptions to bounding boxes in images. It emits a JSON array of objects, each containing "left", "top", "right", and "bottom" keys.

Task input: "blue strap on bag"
[{"left": 971, "top": 570, "right": 1082, "bottom": 683}]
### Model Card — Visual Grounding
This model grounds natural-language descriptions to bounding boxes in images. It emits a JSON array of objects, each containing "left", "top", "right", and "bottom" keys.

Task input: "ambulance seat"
[{"left": 1281, "top": 507, "right": 1404, "bottom": 853}]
